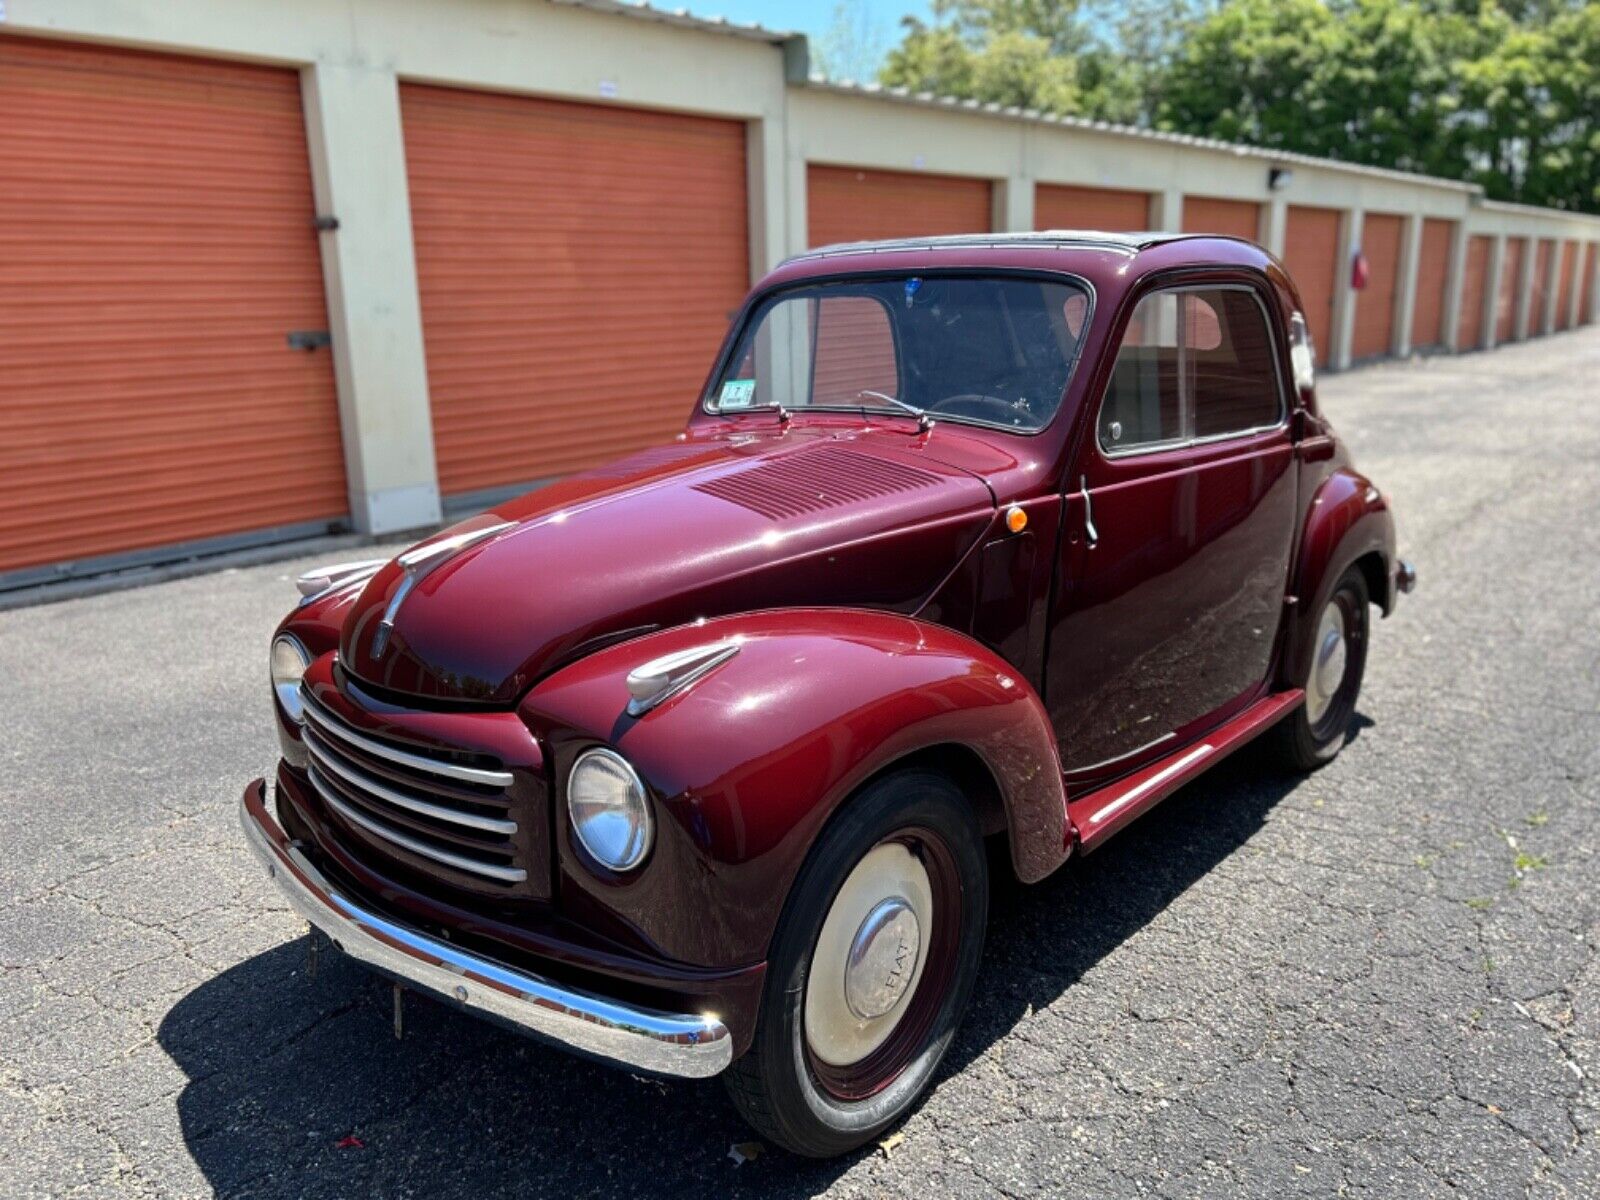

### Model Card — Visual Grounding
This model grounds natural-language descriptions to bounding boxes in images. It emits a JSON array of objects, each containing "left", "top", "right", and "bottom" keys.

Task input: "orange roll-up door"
[
  {"left": 1455, "top": 236, "right": 1491, "bottom": 351},
  {"left": 1582, "top": 244, "right": 1597, "bottom": 325},
  {"left": 1496, "top": 238, "right": 1526, "bottom": 343},
  {"left": 1035, "top": 184, "right": 1149, "bottom": 232},
  {"left": 1530, "top": 240, "right": 1554, "bottom": 332},
  {"left": 1283, "top": 206, "right": 1342, "bottom": 361},
  {"left": 1351, "top": 213, "right": 1403, "bottom": 360},
  {"left": 401, "top": 84, "right": 749, "bottom": 498},
  {"left": 1181, "top": 196, "right": 1260, "bottom": 242},
  {"left": 808, "top": 165, "right": 991, "bottom": 248},
  {"left": 0, "top": 35, "right": 346, "bottom": 580},
  {"left": 1554, "top": 242, "right": 1577, "bottom": 330},
  {"left": 1409, "top": 219, "right": 1454, "bottom": 351}
]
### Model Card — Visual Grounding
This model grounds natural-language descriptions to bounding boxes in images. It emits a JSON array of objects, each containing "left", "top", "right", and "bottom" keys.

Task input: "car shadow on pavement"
[{"left": 157, "top": 736, "right": 1314, "bottom": 1197}]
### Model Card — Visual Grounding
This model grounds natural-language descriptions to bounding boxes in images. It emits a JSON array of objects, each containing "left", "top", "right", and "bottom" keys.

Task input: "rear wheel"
[
  {"left": 1279, "top": 565, "right": 1369, "bottom": 770},
  {"left": 723, "top": 769, "right": 987, "bottom": 1157}
]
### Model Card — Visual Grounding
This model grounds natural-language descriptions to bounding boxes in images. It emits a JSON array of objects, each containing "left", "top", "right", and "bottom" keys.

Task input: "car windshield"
[{"left": 705, "top": 274, "right": 1091, "bottom": 433}]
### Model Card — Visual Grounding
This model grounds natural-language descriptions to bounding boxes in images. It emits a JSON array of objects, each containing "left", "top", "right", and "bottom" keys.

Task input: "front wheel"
[
  {"left": 1279, "top": 565, "right": 1370, "bottom": 770},
  {"left": 723, "top": 770, "right": 987, "bottom": 1157}
]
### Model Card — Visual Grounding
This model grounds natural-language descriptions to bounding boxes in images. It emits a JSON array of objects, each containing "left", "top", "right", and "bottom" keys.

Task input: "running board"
[{"left": 1066, "top": 689, "right": 1304, "bottom": 854}]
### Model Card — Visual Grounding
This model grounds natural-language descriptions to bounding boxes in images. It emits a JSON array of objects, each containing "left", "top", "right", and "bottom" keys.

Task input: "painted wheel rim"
[{"left": 803, "top": 830, "right": 961, "bottom": 1101}]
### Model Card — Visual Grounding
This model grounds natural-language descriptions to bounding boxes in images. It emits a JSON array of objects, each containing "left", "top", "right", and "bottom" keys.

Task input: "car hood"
[{"left": 339, "top": 424, "right": 1000, "bottom": 704}]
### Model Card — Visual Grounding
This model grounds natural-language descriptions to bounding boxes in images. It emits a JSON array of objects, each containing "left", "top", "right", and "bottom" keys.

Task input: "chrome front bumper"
[{"left": 239, "top": 780, "right": 733, "bottom": 1079}]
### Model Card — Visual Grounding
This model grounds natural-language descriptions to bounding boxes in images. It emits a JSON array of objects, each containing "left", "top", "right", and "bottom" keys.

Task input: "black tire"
[
  {"left": 723, "top": 769, "right": 987, "bottom": 1157},
  {"left": 1278, "top": 565, "right": 1370, "bottom": 770}
]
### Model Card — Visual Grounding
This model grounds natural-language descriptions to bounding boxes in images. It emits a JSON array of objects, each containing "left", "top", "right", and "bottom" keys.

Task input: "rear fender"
[
  {"left": 521, "top": 608, "right": 1069, "bottom": 969},
  {"left": 1286, "top": 468, "right": 1396, "bottom": 686}
]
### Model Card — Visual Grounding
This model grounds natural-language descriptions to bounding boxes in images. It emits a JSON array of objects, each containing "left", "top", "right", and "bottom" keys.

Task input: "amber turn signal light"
[{"left": 1005, "top": 506, "right": 1028, "bottom": 533}]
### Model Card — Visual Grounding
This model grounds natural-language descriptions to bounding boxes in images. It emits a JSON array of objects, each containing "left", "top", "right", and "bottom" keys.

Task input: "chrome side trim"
[
  {"left": 1088, "top": 744, "right": 1214, "bottom": 826},
  {"left": 624, "top": 641, "right": 740, "bottom": 717},
  {"left": 240, "top": 783, "right": 732, "bottom": 1078},
  {"left": 302, "top": 727, "right": 517, "bottom": 836},
  {"left": 374, "top": 522, "right": 513, "bottom": 657},
  {"left": 300, "top": 692, "right": 513, "bottom": 788},
  {"left": 307, "top": 766, "right": 528, "bottom": 884}
]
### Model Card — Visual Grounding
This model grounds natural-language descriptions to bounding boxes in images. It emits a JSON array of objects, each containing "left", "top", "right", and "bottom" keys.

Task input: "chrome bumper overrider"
[
  {"left": 239, "top": 781, "right": 732, "bottom": 1079},
  {"left": 1396, "top": 559, "right": 1418, "bottom": 596}
]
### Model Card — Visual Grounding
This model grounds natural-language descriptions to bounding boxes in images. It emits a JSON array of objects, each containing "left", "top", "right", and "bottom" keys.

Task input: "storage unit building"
[
  {"left": 1034, "top": 184, "right": 1149, "bottom": 232},
  {"left": 1351, "top": 212, "right": 1403, "bottom": 360},
  {"left": 808, "top": 166, "right": 992, "bottom": 248},
  {"left": 400, "top": 84, "right": 750, "bottom": 501},
  {"left": 0, "top": 35, "right": 347, "bottom": 583}
]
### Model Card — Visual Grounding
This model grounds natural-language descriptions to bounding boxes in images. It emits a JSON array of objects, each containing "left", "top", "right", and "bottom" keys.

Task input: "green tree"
[{"left": 875, "top": 0, "right": 1599, "bottom": 213}]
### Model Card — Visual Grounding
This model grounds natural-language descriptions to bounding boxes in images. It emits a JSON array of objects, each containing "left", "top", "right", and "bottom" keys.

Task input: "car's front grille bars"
[{"left": 299, "top": 688, "right": 527, "bottom": 886}]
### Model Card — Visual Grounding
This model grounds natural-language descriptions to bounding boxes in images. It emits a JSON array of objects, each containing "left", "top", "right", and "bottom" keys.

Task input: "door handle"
[{"left": 1080, "top": 476, "right": 1099, "bottom": 548}]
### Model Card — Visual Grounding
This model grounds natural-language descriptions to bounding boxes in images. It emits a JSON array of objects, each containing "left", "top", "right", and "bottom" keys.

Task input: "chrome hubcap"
[
  {"left": 804, "top": 842, "right": 932, "bottom": 1067},
  {"left": 844, "top": 898, "right": 921, "bottom": 1020},
  {"left": 1305, "top": 600, "right": 1348, "bottom": 725}
]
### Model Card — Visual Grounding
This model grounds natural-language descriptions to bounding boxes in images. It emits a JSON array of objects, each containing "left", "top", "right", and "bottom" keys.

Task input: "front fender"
[
  {"left": 1285, "top": 467, "right": 1396, "bottom": 686},
  {"left": 521, "top": 608, "right": 1069, "bottom": 970}
]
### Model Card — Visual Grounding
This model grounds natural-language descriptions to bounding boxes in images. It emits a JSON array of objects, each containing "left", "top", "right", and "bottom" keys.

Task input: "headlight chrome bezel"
[
  {"left": 567, "top": 748, "right": 654, "bottom": 873},
  {"left": 270, "top": 634, "right": 312, "bottom": 724}
]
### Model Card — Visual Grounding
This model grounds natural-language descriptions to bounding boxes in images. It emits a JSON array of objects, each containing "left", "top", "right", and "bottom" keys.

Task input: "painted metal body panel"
[{"left": 270, "top": 234, "right": 1406, "bottom": 1043}]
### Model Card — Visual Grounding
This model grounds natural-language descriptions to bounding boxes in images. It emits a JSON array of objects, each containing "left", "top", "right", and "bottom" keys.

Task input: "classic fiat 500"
[{"left": 244, "top": 231, "right": 1414, "bottom": 1156}]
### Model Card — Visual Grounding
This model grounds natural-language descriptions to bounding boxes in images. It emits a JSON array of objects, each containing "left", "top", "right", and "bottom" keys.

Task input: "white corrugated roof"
[{"left": 549, "top": 0, "right": 798, "bottom": 44}]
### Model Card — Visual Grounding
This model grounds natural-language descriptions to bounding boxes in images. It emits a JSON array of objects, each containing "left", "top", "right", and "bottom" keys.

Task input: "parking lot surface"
[{"left": 2, "top": 328, "right": 1598, "bottom": 1198}]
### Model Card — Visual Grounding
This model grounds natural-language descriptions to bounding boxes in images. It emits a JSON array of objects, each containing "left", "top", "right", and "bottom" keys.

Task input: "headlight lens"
[
  {"left": 270, "top": 635, "right": 311, "bottom": 723},
  {"left": 568, "top": 749, "right": 652, "bottom": 872}
]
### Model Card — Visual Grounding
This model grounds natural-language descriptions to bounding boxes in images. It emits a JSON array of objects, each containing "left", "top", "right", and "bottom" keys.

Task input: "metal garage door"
[
  {"left": 1584, "top": 245, "right": 1597, "bottom": 325},
  {"left": 1351, "top": 213, "right": 1403, "bottom": 360},
  {"left": 1455, "top": 236, "right": 1491, "bottom": 351},
  {"left": 1409, "top": 219, "right": 1454, "bottom": 351},
  {"left": 0, "top": 36, "right": 346, "bottom": 584},
  {"left": 808, "top": 165, "right": 991, "bottom": 248},
  {"left": 1530, "top": 240, "right": 1554, "bottom": 331},
  {"left": 1181, "top": 196, "right": 1260, "bottom": 242},
  {"left": 1555, "top": 242, "right": 1577, "bottom": 330},
  {"left": 1283, "top": 206, "right": 1341, "bottom": 362},
  {"left": 401, "top": 84, "right": 749, "bottom": 499},
  {"left": 1034, "top": 184, "right": 1148, "bottom": 232},
  {"left": 1496, "top": 238, "right": 1526, "bottom": 343}
]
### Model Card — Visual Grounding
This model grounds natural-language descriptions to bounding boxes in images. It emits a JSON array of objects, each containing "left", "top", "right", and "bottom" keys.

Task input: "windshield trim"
[{"left": 700, "top": 267, "right": 1099, "bottom": 438}]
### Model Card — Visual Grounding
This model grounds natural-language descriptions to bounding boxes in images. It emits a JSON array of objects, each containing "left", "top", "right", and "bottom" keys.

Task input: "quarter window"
[{"left": 1098, "top": 286, "right": 1283, "bottom": 453}]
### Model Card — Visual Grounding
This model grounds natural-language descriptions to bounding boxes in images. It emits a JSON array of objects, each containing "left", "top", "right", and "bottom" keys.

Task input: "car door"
[{"left": 1046, "top": 279, "right": 1297, "bottom": 780}]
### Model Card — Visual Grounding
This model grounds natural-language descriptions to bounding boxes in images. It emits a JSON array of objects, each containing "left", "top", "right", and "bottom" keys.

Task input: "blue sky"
[{"left": 687, "top": 1, "right": 932, "bottom": 38}]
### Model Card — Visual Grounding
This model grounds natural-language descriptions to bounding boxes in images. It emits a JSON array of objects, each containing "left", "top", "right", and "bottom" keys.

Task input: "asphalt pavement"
[{"left": 2, "top": 327, "right": 1597, "bottom": 1198}]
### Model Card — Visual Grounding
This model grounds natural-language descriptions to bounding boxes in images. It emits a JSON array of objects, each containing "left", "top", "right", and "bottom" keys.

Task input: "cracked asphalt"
[{"left": 3, "top": 327, "right": 1598, "bottom": 1198}]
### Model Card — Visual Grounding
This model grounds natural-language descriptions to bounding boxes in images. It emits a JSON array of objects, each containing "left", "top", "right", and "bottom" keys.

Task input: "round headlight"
[
  {"left": 270, "top": 635, "right": 311, "bottom": 723},
  {"left": 568, "top": 749, "right": 653, "bottom": 872}
]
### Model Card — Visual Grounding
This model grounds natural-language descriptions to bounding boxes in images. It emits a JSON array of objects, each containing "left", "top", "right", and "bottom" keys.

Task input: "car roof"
[{"left": 787, "top": 229, "right": 1194, "bottom": 263}]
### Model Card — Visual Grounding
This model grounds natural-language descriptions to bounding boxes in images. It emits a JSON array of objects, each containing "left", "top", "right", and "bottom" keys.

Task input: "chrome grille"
[{"left": 299, "top": 688, "right": 527, "bottom": 886}]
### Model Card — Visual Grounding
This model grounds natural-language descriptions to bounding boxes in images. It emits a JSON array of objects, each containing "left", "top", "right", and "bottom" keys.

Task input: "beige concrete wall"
[{"left": 4, "top": 0, "right": 1600, "bottom": 526}]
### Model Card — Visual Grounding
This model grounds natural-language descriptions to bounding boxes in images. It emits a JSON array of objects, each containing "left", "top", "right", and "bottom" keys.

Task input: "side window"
[{"left": 1098, "top": 286, "right": 1283, "bottom": 453}]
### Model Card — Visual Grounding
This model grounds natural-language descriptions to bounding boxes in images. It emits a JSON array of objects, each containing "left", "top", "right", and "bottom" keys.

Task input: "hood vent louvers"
[{"left": 691, "top": 445, "right": 943, "bottom": 521}]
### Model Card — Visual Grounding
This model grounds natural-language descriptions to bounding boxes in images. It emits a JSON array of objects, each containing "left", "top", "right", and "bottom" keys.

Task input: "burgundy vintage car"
[{"left": 244, "top": 231, "right": 1414, "bottom": 1156}]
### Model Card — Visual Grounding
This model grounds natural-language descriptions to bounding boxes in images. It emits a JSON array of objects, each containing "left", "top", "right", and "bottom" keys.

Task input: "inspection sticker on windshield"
[{"left": 719, "top": 379, "right": 757, "bottom": 409}]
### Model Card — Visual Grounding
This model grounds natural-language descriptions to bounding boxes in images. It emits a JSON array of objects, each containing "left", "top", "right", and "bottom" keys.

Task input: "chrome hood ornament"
[{"left": 371, "top": 522, "right": 514, "bottom": 659}]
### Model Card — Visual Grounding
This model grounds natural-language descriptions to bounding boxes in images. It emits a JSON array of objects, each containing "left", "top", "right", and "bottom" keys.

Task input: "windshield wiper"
[{"left": 855, "top": 390, "right": 934, "bottom": 432}]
